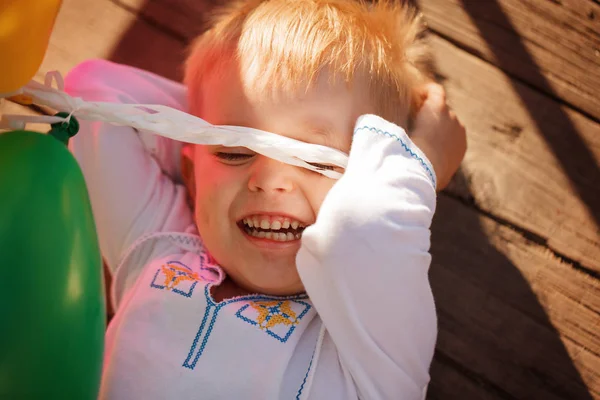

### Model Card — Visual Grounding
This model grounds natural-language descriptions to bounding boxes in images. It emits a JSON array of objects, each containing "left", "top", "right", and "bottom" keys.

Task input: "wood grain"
[
  {"left": 428, "top": 351, "right": 503, "bottom": 400},
  {"left": 417, "top": 0, "right": 600, "bottom": 121},
  {"left": 430, "top": 35, "right": 600, "bottom": 271},
  {"left": 39, "top": 0, "right": 185, "bottom": 82},
  {"left": 430, "top": 195, "right": 600, "bottom": 399},
  {"left": 112, "top": 0, "right": 216, "bottom": 41}
]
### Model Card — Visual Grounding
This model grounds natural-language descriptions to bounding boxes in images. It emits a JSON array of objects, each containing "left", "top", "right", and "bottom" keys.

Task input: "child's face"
[{"left": 190, "top": 60, "right": 375, "bottom": 296}]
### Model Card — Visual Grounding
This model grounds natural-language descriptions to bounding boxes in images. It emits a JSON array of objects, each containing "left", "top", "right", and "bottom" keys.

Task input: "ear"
[{"left": 181, "top": 144, "right": 196, "bottom": 208}]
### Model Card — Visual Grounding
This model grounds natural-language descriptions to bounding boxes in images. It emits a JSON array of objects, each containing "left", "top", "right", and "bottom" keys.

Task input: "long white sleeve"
[
  {"left": 65, "top": 60, "right": 194, "bottom": 276},
  {"left": 296, "top": 115, "right": 438, "bottom": 400}
]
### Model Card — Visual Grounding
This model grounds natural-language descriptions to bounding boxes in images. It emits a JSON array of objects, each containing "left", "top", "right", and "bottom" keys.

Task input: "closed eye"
[
  {"left": 307, "top": 162, "right": 335, "bottom": 171},
  {"left": 215, "top": 152, "right": 337, "bottom": 171},
  {"left": 215, "top": 152, "right": 255, "bottom": 164}
]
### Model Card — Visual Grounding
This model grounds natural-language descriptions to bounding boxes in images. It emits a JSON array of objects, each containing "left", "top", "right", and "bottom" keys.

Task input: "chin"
[
  {"left": 245, "top": 272, "right": 305, "bottom": 296},
  {"left": 215, "top": 249, "right": 305, "bottom": 296}
]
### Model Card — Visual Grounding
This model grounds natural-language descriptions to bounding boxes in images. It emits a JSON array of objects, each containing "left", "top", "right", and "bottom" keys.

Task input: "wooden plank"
[
  {"left": 39, "top": 0, "right": 185, "bottom": 82},
  {"left": 417, "top": 0, "right": 600, "bottom": 121},
  {"left": 2, "top": 0, "right": 185, "bottom": 129},
  {"left": 112, "top": 0, "right": 215, "bottom": 41},
  {"left": 417, "top": 2, "right": 600, "bottom": 270},
  {"left": 430, "top": 195, "right": 600, "bottom": 399},
  {"left": 429, "top": 35, "right": 600, "bottom": 271},
  {"left": 428, "top": 352, "right": 503, "bottom": 400}
]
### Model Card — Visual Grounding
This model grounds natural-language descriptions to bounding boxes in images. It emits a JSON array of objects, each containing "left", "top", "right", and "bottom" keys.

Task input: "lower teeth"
[{"left": 246, "top": 228, "right": 300, "bottom": 241}]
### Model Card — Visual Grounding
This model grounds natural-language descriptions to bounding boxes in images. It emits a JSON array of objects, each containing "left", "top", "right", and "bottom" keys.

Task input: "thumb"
[{"left": 413, "top": 83, "right": 447, "bottom": 134}]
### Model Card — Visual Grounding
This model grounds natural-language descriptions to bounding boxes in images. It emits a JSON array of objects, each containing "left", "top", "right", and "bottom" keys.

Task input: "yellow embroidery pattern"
[
  {"left": 150, "top": 261, "right": 201, "bottom": 298},
  {"left": 236, "top": 299, "right": 312, "bottom": 342},
  {"left": 160, "top": 264, "right": 200, "bottom": 290},
  {"left": 251, "top": 300, "right": 299, "bottom": 330}
]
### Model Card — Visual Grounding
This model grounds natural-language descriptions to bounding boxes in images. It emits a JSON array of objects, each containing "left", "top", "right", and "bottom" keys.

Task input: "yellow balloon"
[{"left": 0, "top": 0, "right": 62, "bottom": 93}]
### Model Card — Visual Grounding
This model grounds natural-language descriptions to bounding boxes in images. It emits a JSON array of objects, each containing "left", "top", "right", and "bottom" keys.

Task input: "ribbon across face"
[{"left": 1, "top": 77, "right": 349, "bottom": 179}]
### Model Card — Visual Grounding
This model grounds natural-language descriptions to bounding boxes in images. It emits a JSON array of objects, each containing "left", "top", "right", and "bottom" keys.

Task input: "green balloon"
[{"left": 0, "top": 130, "right": 105, "bottom": 399}]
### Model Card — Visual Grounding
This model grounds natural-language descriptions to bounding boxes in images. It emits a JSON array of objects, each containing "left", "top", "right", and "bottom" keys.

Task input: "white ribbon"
[{"left": 1, "top": 74, "right": 349, "bottom": 179}]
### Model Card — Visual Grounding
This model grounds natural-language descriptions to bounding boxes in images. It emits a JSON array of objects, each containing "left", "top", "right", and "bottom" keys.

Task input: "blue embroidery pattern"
[
  {"left": 183, "top": 289, "right": 309, "bottom": 370},
  {"left": 355, "top": 125, "right": 437, "bottom": 187},
  {"left": 296, "top": 348, "right": 316, "bottom": 400},
  {"left": 236, "top": 299, "right": 312, "bottom": 343},
  {"left": 183, "top": 286, "right": 219, "bottom": 369}
]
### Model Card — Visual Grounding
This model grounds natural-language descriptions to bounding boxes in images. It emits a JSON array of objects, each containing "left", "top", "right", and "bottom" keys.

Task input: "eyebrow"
[
  {"left": 302, "top": 117, "right": 351, "bottom": 153},
  {"left": 303, "top": 117, "right": 335, "bottom": 137}
]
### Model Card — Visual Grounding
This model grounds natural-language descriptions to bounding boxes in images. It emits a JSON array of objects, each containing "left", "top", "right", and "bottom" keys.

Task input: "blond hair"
[{"left": 184, "top": 0, "right": 431, "bottom": 127}]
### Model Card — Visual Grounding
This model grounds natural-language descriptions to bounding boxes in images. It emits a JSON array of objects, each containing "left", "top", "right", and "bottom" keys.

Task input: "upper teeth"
[{"left": 242, "top": 217, "right": 305, "bottom": 231}]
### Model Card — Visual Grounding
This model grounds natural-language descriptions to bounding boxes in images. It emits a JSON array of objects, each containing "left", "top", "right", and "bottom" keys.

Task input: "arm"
[
  {"left": 65, "top": 60, "right": 194, "bottom": 275},
  {"left": 297, "top": 114, "right": 438, "bottom": 400}
]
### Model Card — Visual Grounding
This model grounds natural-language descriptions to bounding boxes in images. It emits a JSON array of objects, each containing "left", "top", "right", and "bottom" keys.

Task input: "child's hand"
[{"left": 411, "top": 83, "right": 467, "bottom": 191}]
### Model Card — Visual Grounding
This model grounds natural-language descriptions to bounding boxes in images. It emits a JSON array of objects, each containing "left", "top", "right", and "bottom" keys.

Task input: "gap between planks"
[
  {"left": 416, "top": 0, "right": 600, "bottom": 124},
  {"left": 442, "top": 191, "right": 600, "bottom": 282},
  {"left": 107, "top": 0, "right": 188, "bottom": 43},
  {"left": 427, "top": 27, "right": 600, "bottom": 126}
]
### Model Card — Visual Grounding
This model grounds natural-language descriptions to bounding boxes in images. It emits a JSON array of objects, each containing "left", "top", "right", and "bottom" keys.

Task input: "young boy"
[{"left": 66, "top": 1, "right": 466, "bottom": 399}]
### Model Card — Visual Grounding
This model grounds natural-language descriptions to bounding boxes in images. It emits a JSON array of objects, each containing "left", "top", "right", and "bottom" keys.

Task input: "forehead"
[{"left": 198, "top": 59, "right": 375, "bottom": 153}]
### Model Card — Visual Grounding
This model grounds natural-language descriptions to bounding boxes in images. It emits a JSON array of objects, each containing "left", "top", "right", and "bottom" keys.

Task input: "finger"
[{"left": 422, "top": 82, "right": 446, "bottom": 104}]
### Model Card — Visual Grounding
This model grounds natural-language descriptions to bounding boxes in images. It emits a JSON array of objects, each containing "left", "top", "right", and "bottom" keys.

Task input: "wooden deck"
[{"left": 1, "top": 0, "right": 598, "bottom": 398}]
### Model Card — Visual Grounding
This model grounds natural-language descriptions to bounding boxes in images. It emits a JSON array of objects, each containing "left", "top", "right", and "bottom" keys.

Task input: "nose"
[{"left": 247, "top": 156, "right": 295, "bottom": 193}]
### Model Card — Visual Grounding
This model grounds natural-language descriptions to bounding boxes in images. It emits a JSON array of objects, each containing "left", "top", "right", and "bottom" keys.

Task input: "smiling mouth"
[{"left": 238, "top": 216, "right": 307, "bottom": 242}]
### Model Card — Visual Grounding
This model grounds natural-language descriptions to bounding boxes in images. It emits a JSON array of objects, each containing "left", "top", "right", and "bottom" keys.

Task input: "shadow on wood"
[
  {"left": 102, "top": 0, "right": 595, "bottom": 398},
  {"left": 106, "top": 0, "right": 220, "bottom": 81},
  {"left": 429, "top": 177, "right": 594, "bottom": 399},
  {"left": 457, "top": 0, "right": 600, "bottom": 268}
]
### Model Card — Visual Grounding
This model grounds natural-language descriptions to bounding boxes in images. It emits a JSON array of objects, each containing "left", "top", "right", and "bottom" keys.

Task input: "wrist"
[
  {"left": 352, "top": 114, "right": 437, "bottom": 189},
  {"left": 409, "top": 137, "right": 442, "bottom": 191}
]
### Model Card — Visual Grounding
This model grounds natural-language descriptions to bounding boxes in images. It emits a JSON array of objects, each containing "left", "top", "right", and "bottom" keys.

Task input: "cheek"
[
  {"left": 193, "top": 159, "right": 245, "bottom": 226},
  {"left": 305, "top": 178, "right": 337, "bottom": 215}
]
